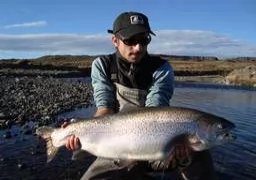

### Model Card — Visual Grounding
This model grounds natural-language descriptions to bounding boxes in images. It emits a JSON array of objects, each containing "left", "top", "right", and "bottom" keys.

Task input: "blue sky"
[{"left": 0, "top": 0, "right": 256, "bottom": 59}]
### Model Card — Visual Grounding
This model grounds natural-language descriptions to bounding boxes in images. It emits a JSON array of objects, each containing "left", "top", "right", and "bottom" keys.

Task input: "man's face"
[{"left": 112, "top": 33, "right": 151, "bottom": 63}]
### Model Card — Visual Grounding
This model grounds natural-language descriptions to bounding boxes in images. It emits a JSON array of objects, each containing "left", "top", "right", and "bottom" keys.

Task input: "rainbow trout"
[{"left": 36, "top": 106, "right": 236, "bottom": 163}]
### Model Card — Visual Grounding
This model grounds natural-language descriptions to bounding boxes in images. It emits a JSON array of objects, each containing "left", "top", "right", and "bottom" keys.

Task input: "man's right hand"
[
  {"left": 150, "top": 144, "right": 191, "bottom": 171},
  {"left": 61, "top": 121, "right": 81, "bottom": 151}
]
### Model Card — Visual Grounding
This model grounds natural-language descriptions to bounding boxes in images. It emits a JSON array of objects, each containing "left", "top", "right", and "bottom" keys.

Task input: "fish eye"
[{"left": 224, "top": 133, "right": 230, "bottom": 137}]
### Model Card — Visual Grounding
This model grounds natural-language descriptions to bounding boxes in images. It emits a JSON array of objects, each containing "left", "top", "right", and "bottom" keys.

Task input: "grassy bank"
[{"left": 0, "top": 54, "right": 255, "bottom": 87}]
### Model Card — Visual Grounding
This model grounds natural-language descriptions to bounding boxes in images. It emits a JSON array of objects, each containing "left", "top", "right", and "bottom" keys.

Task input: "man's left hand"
[{"left": 169, "top": 144, "right": 191, "bottom": 161}]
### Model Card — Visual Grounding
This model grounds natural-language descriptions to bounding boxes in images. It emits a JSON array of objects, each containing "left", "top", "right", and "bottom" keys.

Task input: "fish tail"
[{"left": 36, "top": 126, "right": 59, "bottom": 163}]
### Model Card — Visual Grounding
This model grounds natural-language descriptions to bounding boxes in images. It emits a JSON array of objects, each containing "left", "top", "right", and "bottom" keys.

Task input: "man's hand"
[
  {"left": 169, "top": 144, "right": 192, "bottom": 168},
  {"left": 61, "top": 122, "right": 81, "bottom": 151},
  {"left": 149, "top": 144, "right": 192, "bottom": 171},
  {"left": 169, "top": 144, "right": 191, "bottom": 161}
]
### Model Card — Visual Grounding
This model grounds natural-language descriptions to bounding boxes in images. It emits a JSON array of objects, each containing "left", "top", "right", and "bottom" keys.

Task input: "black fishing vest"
[{"left": 100, "top": 53, "right": 166, "bottom": 90}]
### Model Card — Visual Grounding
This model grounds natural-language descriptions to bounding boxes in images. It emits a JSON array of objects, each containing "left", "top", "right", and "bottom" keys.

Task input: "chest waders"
[
  {"left": 101, "top": 53, "right": 166, "bottom": 111},
  {"left": 115, "top": 83, "right": 147, "bottom": 110}
]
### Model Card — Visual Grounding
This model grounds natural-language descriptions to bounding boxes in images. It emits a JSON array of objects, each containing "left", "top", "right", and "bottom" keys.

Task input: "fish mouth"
[
  {"left": 220, "top": 130, "right": 236, "bottom": 141},
  {"left": 190, "top": 127, "right": 236, "bottom": 149},
  {"left": 190, "top": 141, "right": 203, "bottom": 146}
]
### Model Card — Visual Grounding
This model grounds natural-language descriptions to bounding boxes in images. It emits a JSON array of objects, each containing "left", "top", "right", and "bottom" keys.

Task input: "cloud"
[
  {"left": 0, "top": 30, "right": 256, "bottom": 59},
  {"left": 0, "top": 33, "right": 113, "bottom": 54},
  {"left": 4, "top": 21, "right": 48, "bottom": 29},
  {"left": 150, "top": 30, "right": 256, "bottom": 58}
]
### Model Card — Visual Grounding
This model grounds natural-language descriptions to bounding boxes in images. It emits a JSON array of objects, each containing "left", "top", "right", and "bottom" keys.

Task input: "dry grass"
[
  {"left": 168, "top": 59, "right": 255, "bottom": 73},
  {"left": 1, "top": 55, "right": 255, "bottom": 87},
  {"left": 1, "top": 55, "right": 254, "bottom": 74}
]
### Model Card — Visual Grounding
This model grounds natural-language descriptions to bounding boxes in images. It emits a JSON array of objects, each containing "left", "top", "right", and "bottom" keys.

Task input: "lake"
[
  {"left": 171, "top": 83, "right": 256, "bottom": 180},
  {"left": 0, "top": 82, "right": 255, "bottom": 180}
]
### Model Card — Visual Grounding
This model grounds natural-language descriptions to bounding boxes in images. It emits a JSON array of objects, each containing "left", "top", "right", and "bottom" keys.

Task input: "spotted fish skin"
[{"left": 36, "top": 106, "right": 236, "bottom": 163}]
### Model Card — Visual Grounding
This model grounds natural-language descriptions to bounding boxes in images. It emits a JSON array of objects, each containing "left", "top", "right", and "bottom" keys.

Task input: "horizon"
[
  {"left": 1, "top": 0, "right": 256, "bottom": 59},
  {"left": 2, "top": 53, "right": 256, "bottom": 61}
]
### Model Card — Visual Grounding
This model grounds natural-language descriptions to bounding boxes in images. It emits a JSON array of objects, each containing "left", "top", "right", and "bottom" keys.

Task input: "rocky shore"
[{"left": 0, "top": 76, "right": 93, "bottom": 130}]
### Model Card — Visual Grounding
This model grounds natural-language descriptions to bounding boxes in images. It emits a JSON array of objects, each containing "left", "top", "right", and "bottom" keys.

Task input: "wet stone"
[
  {"left": 17, "top": 162, "right": 27, "bottom": 169},
  {"left": 5, "top": 120, "right": 13, "bottom": 128},
  {"left": 0, "top": 119, "right": 12, "bottom": 129},
  {"left": 29, "top": 147, "right": 38, "bottom": 156},
  {"left": 3, "top": 130, "right": 12, "bottom": 139},
  {"left": 0, "top": 157, "right": 5, "bottom": 162}
]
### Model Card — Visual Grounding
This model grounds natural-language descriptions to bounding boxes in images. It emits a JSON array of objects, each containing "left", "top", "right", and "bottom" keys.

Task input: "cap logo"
[{"left": 130, "top": 15, "right": 144, "bottom": 25}]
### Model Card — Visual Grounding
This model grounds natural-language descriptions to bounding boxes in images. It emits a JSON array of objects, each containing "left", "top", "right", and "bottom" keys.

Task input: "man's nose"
[{"left": 133, "top": 43, "right": 144, "bottom": 51}]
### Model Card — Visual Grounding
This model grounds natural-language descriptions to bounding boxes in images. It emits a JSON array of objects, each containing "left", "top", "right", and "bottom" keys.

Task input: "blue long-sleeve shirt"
[{"left": 91, "top": 56, "right": 175, "bottom": 108}]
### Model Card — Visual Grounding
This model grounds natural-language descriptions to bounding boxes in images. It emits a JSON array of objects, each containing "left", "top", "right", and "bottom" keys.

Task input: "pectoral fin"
[
  {"left": 71, "top": 149, "right": 90, "bottom": 160},
  {"left": 80, "top": 158, "right": 137, "bottom": 180},
  {"left": 36, "top": 126, "right": 59, "bottom": 163},
  {"left": 113, "top": 159, "right": 137, "bottom": 169}
]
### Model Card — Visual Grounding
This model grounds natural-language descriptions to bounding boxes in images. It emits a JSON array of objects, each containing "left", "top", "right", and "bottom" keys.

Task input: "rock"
[
  {"left": 3, "top": 130, "right": 12, "bottom": 139},
  {"left": 0, "top": 157, "right": 6, "bottom": 163},
  {"left": 17, "top": 162, "right": 27, "bottom": 169},
  {"left": 4, "top": 120, "right": 12, "bottom": 128}
]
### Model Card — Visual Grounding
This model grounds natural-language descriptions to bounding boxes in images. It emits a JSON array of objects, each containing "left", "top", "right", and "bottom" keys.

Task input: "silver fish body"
[{"left": 36, "top": 106, "right": 236, "bottom": 162}]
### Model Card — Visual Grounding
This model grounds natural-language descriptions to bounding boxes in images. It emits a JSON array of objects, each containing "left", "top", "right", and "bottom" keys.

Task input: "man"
[{"left": 64, "top": 11, "right": 215, "bottom": 180}]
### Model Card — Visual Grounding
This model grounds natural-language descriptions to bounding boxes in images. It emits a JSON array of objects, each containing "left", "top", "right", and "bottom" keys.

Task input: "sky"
[{"left": 0, "top": 0, "right": 256, "bottom": 59}]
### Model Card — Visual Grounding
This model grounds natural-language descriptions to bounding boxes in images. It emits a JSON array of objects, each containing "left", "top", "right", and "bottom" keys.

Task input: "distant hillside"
[
  {"left": 1, "top": 54, "right": 256, "bottom": 63},
  {"left": 0, "top": 54, "right": 255, "bottom": 87},
  {"left": 0, "top": 54, "right": 255, "bottom": 76}
]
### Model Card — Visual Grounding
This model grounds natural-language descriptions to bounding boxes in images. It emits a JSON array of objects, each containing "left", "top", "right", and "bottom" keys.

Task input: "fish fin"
[
  {"left": 82, "top": 158, "right": 135, "bottom": 179},
  {"left": 113, "top": 159, "right": 137, "bottom": 169},
  {"left": 71, "top": 149, "right": 90, "bottom": 160},
  {"left": 36, "top": 126, "right": 59, "bottom": 163},
  {"left": 45, "top": 136, "right": 59, "bottom": 163}
]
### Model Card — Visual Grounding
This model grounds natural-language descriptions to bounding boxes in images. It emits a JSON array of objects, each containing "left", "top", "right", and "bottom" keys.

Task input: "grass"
[{"left": 0, "top": 54, "right": 255, "bottom": 87}]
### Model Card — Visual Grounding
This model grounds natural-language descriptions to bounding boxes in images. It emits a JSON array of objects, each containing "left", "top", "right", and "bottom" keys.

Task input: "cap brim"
[
  {"left": 108, "top": 26, "right": 155, "bottom": 39},
  {"left": 107, "top": 30, "right": 114, "bottom": 34}
]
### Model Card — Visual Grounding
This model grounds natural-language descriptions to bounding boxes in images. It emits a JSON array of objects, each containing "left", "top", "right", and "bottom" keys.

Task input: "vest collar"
[{"left": 115, "top": 50, "right": 149, "bottom": 65}]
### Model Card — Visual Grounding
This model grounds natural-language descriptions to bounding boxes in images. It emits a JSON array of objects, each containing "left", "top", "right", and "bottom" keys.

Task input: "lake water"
[
  {"left": 171, "top": 83, "right": 256, "bottom": 180},
  {"left": 60, "top": 82, "right": 256, "bottom": 180},
  {"left": 1, "top": 82, "right": 255, "bottom": 180}
]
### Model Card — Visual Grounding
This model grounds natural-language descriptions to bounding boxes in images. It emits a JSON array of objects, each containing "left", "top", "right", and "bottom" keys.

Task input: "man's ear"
[{"left": 112, "top": 36, "right": 119, "bottom": 47}]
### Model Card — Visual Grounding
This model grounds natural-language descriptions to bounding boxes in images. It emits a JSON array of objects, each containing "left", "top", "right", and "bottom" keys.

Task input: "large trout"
[{"left": 36, "top": 106, "right": 236, "bottom": 163}]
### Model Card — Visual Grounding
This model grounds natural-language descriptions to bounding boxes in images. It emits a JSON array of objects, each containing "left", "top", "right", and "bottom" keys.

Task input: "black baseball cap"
[{"left": 107, "top": 11, "right": 156, "bottom": 39}]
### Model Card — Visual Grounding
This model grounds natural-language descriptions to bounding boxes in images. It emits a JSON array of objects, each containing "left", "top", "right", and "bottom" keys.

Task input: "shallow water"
[
  {"left": 1, "top": 82, "right": 255, "bottom": 180},
  {"left": 170, "top": 84, "right": 256, "bottom": 180}
]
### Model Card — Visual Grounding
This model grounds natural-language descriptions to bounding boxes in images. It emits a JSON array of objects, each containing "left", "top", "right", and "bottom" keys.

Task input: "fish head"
[{"left": 189, "top": 114, "right": 236, "bottom": 151}]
